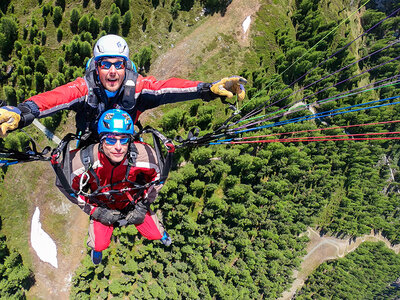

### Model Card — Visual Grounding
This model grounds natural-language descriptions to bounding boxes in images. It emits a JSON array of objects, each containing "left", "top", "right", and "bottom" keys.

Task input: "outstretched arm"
[
  {"left": 136, "top": 75, "right": 247, "bottom": 110},
  {"left": 0, "top": 78, "right": 88, "bottom": 137}
]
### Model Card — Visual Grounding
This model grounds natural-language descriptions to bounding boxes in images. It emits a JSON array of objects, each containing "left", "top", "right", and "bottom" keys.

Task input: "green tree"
[
  {"left": 102, "top": 16, "right": 110, "bottom": 32},
  {"left": 160, "top": 107, "right": 184, "bottom": 132},
  {"left": 35, "top": 72, "right": 45, "bottom": 92},
  {"left": 32, "top": 45, "right": 41, "bottom": 60},
  {"left": 0, "top": 16, "right": 18, "bottom": 59},
  {"left": 121, "top": 11, "right": 132, "bottom": 36},
  {"left": 70, "top": 8, "right": 80, "bottom": 33},
  {"left": 29, "top": 24, "right": 38, "bottom": 44},
  {"left": 35, "top": 56, "right": 47, "bottom": 74},
  {"left": 57, "top": 27, "right": 63, "bottom": 42},
  {"left": 0, "top": 243, "right": 32, "bottom": 298},
  {"left": 22, "top": 26, "right": 29, "bottom": 40},
  {"left": 3, "top": 85, "right": 17, "bottom": 106},
  {"left": 39, "top": 30, "right": 46, "bottom": 45},
  {"left": 78, "top": 14, "right": 89, "bottom": 33},
  {"left": 81, "top": 31, "right": 93, "bottom": 43},
  {"left": 170, "top": 0, "right": 181, "bottom": 19},
  {"left": 109, "top": 13, "right": 120, "bottom": 34},
  {"left": 55, "top": 0, "right": 66, "bottom": 11},
  {"left": 14, "top": 40, "right": 22, "bottom": 55},
  {"left": 42, "top": 3, "right": 52, "bottom": 18},
  {"left": 115, "top": 0, "right": 130, "bottom": 14},
  {"left": 53, "top": 6, "right": 63, "bottom": 27},
  {"left": 134, "top": 46, "right": 152, "bottom": 72},
  {"left": 110, "top": 3, "right": 121, "bottom": 15},
  {"left": 57, "top": 57, "right": 65, "bottom": 72},
  {"left": 89, "top": 16, "right": 100, "bottom": 37}
]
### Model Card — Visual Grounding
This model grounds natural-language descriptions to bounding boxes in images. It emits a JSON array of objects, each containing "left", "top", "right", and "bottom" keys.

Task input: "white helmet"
[{"left": 93, "top": 34, "right": 129, "bottom": 61}]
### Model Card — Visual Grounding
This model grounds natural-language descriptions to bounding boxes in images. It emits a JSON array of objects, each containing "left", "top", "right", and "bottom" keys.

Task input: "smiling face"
[
  {"left": 101, "top": 134, "right": 130, "bottom": 164},
  {"left": 97, "top": 57, "right": 126, "bottom": 92}
]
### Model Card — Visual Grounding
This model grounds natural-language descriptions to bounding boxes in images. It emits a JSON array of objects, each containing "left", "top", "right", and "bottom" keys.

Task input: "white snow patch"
[
  {"left": 242, "top": 16, "right": 251, "bottom": 34},
  {"left": 31, "top": 207, "right": 58, "bottom": 268}
]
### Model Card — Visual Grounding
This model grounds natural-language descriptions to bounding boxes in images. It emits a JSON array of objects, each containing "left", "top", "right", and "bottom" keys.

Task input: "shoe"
[
  {"left": 91, "top": 250, "right": 102, "bottom": 265},
  {"left": 160, "top": 231, "right": 172, "bottom": 246}
]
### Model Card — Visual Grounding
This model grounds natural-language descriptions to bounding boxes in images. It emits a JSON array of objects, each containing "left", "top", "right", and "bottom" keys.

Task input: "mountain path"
[
  {"left": 280, "top": 228, "right": 400, "bottom": 300},
  {"left": 149, "top": 0, "right": 260, "bottom": 80}
]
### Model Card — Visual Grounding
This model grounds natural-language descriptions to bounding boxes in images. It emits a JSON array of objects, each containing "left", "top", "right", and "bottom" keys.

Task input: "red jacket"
[
  {"left": 70, "top": 142, "right": 162, "bottom": 214},
  {"left": 20, "top": 75, "right": 208, "bottom": 131}
]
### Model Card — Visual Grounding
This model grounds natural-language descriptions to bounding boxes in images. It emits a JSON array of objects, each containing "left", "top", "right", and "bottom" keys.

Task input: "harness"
[
  {"left": 50, "top": 127, "right": 175, "bottom": 209},
  {"left": 77, "top": 58, "right": 139, "bottom": 136}
]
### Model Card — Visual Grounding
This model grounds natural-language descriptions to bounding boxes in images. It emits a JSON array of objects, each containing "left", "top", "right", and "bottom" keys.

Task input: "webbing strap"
[
  {"left": 80, "top": 144, "right": 101, "bottom": 187},
  {"left": 139, "top": 126, "right": 175, "bottom": 183},
  {"left": 51, "top": 133, "right": 77, "bottom": 199}
]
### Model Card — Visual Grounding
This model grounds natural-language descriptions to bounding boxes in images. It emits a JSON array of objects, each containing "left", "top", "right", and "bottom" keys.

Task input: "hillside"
[{"left": 0, "top": 0, "right": 400, "bottom": 299}]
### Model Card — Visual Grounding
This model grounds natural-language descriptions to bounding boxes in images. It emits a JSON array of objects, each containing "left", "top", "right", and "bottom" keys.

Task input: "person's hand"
[
  {"left": 125, "top": 201, "right": 148, "bottom": 225},
  {"left": 210, "top": 76, "right": 247, "bottom": 101},
  {"left": 91, "top": 207, "right": 123, "bottom": 226},
  {"left": 0, "top": 106, "right": 21, "bottom": 138}
]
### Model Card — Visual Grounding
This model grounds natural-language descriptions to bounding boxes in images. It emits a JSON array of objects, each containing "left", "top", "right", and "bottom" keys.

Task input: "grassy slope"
[{"left": 0, "top": 0, "right": 375, "bottom": 297}]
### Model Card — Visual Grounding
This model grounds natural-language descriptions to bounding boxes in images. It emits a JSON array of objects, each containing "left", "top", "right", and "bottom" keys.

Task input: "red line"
[
  {"left": 230, "top": 137, "right": 400, "bottom": 144},
  {"left": 241, "top": 120, "right": 400, "bottom": 140},
  {"left": 241, "top": 131, "right": 400, "bottom": 142}
]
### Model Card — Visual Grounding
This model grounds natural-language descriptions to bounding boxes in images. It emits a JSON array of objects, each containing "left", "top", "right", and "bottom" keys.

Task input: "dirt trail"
[
  {"left": 149, "top": 0, "right": 260, "bottom": 80},
  {"left": 279, "top": 228, "right": 400, "bottom": 300}
]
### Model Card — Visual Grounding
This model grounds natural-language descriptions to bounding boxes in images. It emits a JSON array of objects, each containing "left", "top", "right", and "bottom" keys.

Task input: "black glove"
[
  {"left": 125, "top": 201, "right": 148, "bottom": 225},
  {"left": 91, "top": 207, "right": 123, "bottom": 226},
  {"left": 199, "top": 83, "right": 218, "bottom": 102}
]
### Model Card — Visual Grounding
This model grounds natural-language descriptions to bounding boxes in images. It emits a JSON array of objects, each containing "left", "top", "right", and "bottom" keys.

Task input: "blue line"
[
  {"left": 210, "top": 95, "right": 400, "bottom": 144},
  {"left": 0, "top": 160, "right": 20, "bottom": 167},
  {"left": 239, "top": 95, "right": 400, "bottom": 133}
]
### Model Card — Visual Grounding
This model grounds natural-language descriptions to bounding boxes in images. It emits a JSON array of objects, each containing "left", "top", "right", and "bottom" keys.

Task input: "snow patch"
[
  {"left": 31, "top": 207, "right": 58, "bottom": 268},
  {"left": 242, "top": 16, "right": 251, "bottom": 34}
]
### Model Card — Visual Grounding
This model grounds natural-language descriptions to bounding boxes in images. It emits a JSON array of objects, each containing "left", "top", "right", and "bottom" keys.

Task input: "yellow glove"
[
  {"left": 210, "top": 76, "right": 247, "bottom": 101},
  {"left": 0, "top": 106, "right": 21, "bottom": 138}
]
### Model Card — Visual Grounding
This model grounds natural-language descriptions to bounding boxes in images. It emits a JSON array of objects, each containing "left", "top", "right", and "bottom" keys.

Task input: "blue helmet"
[{"left": 98, "top": 109, "right": 134, "bottom": 135}]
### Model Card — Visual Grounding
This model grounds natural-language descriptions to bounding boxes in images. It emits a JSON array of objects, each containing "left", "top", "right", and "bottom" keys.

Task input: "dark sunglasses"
[
  {"left": 104, "top": 137, "right": 130, "bottom": 145},
  {"left": 98, "top": 60, "right": 126, "bottom": 70}
]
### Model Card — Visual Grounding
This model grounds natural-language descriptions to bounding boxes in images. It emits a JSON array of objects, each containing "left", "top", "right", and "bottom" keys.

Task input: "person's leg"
[
  {"left": 87, "top": 219, "right": 114, "bottom": 251},
  {"left": 135, "top": 209, "right": 171, "bottom": 245}
]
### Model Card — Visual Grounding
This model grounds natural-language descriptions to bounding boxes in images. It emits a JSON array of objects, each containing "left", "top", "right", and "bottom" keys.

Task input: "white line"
[{"left": 33, "top": 119, "right": 62, "bottom": 144}]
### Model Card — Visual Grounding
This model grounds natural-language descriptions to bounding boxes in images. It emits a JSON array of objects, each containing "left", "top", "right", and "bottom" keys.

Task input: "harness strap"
[
  {"left": 51, "top": 133, "right": 78, "bottom": 199},
  {"left": 51, "top": 154, "right": 77, "bottom": 198},
  {"left": 80, "top": 144, "right": 101, "bottom": 187},
  {"left": 139, "top": 126, "right": 175, "bottom": 184},
  {"left": 125, "top": 142, "right": 138, "bottom": 180}
]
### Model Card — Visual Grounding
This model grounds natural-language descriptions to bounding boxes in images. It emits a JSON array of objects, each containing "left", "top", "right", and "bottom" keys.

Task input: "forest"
[{"left": 0, "top": 0, "right": 399, "bottom": 298}]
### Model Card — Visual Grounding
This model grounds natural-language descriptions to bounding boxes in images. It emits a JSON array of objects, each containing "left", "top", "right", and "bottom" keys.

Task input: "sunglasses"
[
  {"left": 98, "top": 60, "right": 126, "bottom": 70},
  {"left": 104, "top": 137, "right": 130, "bottom": 145}
]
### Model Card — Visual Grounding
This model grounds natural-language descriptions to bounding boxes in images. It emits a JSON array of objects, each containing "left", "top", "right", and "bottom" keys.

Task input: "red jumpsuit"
[{"left": 70, "top": 141, "right": 165, "bottom": 251}]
